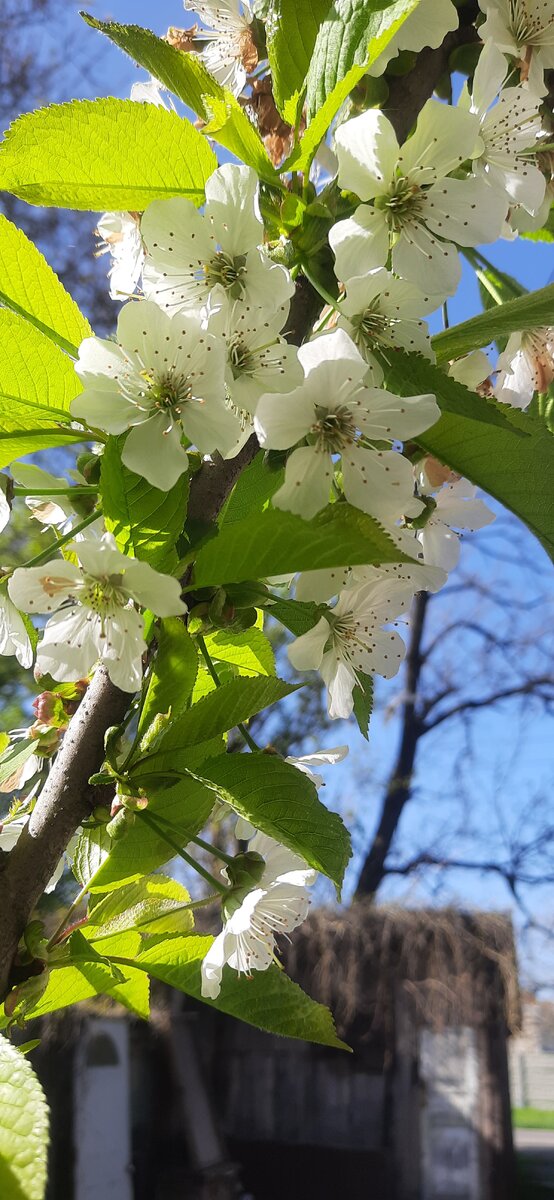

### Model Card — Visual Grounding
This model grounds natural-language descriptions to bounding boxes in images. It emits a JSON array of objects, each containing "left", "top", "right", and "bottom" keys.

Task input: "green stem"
[
  {"left": 7, "top": 510, "right": 102, "bottom": 575},
  {"left": 300, "top": 260, "right": 342, "bottom": 315},
  {"left": 197, "top": 635, "right": 261, "bottom": 752},
  {"left": 47, "top": 856, "right": 108, "bottom": 949},
  {"left": 463, "top": 248, "right": 526, "bottom": 298},
  {"left": 191, "top": 833, "right": 235, "bottom": 866},
  {"left": 137, "top": 808, "right": 228, "bottom": 894},
  {"left": 12, "top": 486, "right": 98, "bottom": 498}
]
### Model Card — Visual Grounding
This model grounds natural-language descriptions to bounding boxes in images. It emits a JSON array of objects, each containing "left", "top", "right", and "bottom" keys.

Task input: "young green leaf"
[
  {"left": 203, "top": 627, "right": 275, "bottom": 677},
  {"left": 18, "top": 933, "right": 149, "bottom": 1020},
  {"left": 0, "top": 99, "right": 216, "bottom": 210},
  {"left": 87, "top": 874, "right": 194, "bottom": 938},
  {"left": 0, "top": 212, "right": 92, "bottom": 356},
  {"left": 192, "top": 752, "right": 351, "bottom": 889},
  {"left": 129, "top": 933, "right": 349, "bottom": 1048},
  {"left": 132, "top": 676, "right": 297, "bottom": 777},
  {"left": 72, "top": 825, "right": 111, "bottom": 887},
  {"left": 138, "top": 619, "right": 198, "bottom": 739},
  {"left": 101, "top": 436, "right": 189, "bottom": 572},
  {"left": 0, "top": 1036, "right": 49, "bottom": 1200},
  {"left": 81, "top": 19, "right": 279, "bottom": 185},
  {"left": 284, "top": 0, "right": 421, "bottom": 170},
  {"left": 193, "top": 503, "right": 410, "bottom": 587},
  {"left": 89, "top": 778, "right": 216, "bottom": 891},
  {"left": 432, "top": 283, "right": 554, "bottom": 363},
  {"left": 266, "top": 0, "right": 331, "bottom": 121}
]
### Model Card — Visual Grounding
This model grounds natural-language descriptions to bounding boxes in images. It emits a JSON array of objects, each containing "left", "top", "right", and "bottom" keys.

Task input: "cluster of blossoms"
[{"left": 1, "top": 0, "right": 553, "bottom": 1000}]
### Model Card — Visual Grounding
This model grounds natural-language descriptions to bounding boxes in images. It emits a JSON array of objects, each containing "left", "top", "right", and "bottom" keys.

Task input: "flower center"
[
  {"left": 205, "top": 251, "right": 248, "bottom": 299},
  {"left": 142, "top": 370, "right": 193, "bottom": 417},
  {"left": 311, "top": 405, "right": 357, "bottom": 452},
  {"left": 522, "top": 327, "right": 554, "bottom": 390},
  {"left": 509, "top": 0, "right": 553, "bottom": 44},
  {"left": 377, "top": 175, "right": 423, "bottom": 231},
  {"left": 350, "top": 305, "right": 391, "bottom": 351},
  {"left": 229, "top": 336, "right": 255, "bottom": 379},
  {"left": 80, "top": 575, "right": 127, "bottom": 615}
]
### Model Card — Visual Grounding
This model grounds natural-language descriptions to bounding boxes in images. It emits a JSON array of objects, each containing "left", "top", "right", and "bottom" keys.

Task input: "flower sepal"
[{"left": 223, "top": 850, "right": 266, "bottom": 917}]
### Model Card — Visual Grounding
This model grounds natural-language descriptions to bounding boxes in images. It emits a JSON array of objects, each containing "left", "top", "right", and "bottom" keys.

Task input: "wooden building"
[{"left": 31, "top": 906, "right": 519, "bottom": 1200}]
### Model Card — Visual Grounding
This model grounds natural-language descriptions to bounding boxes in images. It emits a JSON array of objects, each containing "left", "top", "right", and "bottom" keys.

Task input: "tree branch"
[
  {"left": 421, "top": 678, "right": 554, "bottom": 732},
  {"left": 354, "top": 590, "right": 430, "bottom": 900}
]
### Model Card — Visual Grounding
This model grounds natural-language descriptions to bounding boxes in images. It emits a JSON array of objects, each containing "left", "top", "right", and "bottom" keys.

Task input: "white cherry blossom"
[
  {"left": 288, "top": 577, "right": 410, "bottom": 719},
  {"left": 448, "top": 349, "right": 492, "bottom": 390},
  {"left": 254, "top": 328, "right": 439, "bottom": 523},
  {"left": 8, "top": 534, "right": 186, "bottom": 692},
  {"left": 336, "top": 269, "right": 436, "bottom": 384},
  {"left": 494, "top": 327, "right": 554, "bottom": 408},
  {"left": 0, "top": 593, "right": 33, "bottom": 669},
  {"left": 142, "top": 164, "right": 294, "bottom": 319},
  {"left": 186, "top": 0, "right": 256, "bottom": 96},
  {"left": 201, "top": 831, "right": 315, "bottom": 998},
  {"left": 72, "top": 301, "right": 238, "bottom": 491},
  {"left": 369, "top": 0, "right": 459, "bottom": 76},
  {"left": 478, "top": 0, "right": 554, "bottom": 96},
  {"left": 296, "top": 559, "right": 447, "bottom": 604},
  {"left": 330, "top": 100, "right": 505, "bottom": 296},
  {"left": 96, "top": 213, "right": 144, "bottom": 302},
  {"left": 417, "top": 479, "right": 496, "bottom": 571},
  {"left": 206, "top": 302, "right": 302, "bottom": 415},
  {"left": 466, "top": 39, "right": 546, "bottom": 214}
]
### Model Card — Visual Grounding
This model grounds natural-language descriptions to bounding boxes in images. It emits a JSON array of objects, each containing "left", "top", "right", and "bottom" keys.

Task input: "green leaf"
[
  {"left": 267, "top": 0, "right": 331, "bottom": 121},
  {"left": 101, "top": 436, "right": 188, "bottom": 572},
  {"left": 265, "top": 596, "right": 324, "bottom": 636},
  {"left": 383, "top": 350, "right": 519, "bottom": 432},
  {"left": 194, "top": 503, "right": 411, "bottom": 587},
  {"left": 220, "top": 451, "right": 284, "bottom": 525},
  {"left": 0, "top": 740, "right": 37, "bottom": 791},
  {"left": 82, "top": 18, "right": 279, "bottom": 185},
  {"left": 88, "top": 874, "right": 194, "bottom": 938},
  {"left": 130, "top": 933, "right": 348, "bottom": 1047},
  {"left": 72, "top": 825, "right": 111, "bottom": 886},
  {"left": 0, "top": 309, "right": 85, "bottom": 467},
  {"left": 433, "top": 283, "right": 554, "bottom": 364},
  {"left": 133, "top": 676, "right": 296, "bottom": 780},
  {"left": 90, "top": 778, "right": 215, "bottom": 891},
  {"left": 203, "top": 628, "right": 275, "bottom": 677},
  {"left": 352, "top": 671, "right": 374, "bottom": 740},
  {"left": 0, "top": 213, "right": 91, "bottom": 356},
  {"left": 285, "top": 0, "right": 421, "bottom": 170},
  {"left": 20, "top": 934, "right": 149, "bottom": 1020},
  {"left": 383, "top": 350, "right": 554, "bottom": 557},
  {"left": 67, "top": 929, "right": 126, "bottom": 983},
  {"left": 138, "top": 619, "right": 198, "bottom": 739},
  {"left": 0, "top": 1036, "right": 49, "bottom": 1200},
  {"left": 194, "top": 752, "right": 351, "bottom": 888},
  {"left": 0, "top": 98, "right": 216, "bottom": 211}
]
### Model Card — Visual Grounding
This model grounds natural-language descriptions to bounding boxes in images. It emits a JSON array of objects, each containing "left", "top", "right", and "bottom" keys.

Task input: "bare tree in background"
[
  {"left": 353, "top": 514, "right": 554, "bottom": 968},
  {"left": 0, "top": 0, "right": 115, "bottom": 332}
]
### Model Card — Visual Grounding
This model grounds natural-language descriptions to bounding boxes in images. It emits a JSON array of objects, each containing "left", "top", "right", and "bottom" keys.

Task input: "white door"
[
  {"left": 420, "top": 1027, "right": 481, "bottom": 1200},
  {"left": 74, "top": 1017, "right": 133, "bottom": 1200}
]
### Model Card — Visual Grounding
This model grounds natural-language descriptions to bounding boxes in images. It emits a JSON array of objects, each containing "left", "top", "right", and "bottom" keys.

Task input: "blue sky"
[{"left": 9, "top": 2, "right": 554, "bottom": 985}]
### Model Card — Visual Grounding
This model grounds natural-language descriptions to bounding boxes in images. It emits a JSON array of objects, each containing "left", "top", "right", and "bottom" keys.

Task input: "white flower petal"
[
  {"left": 335, "top": 109, "right": 400, "bottom": 199},
  {"left": 273, "top": 446, "right": 333, "bottom": 517}
]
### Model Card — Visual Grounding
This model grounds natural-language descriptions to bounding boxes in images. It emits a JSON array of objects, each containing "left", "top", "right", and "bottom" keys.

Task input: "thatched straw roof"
[{"left": 283, "top": 905, "right": 520, "bottom": 1042}]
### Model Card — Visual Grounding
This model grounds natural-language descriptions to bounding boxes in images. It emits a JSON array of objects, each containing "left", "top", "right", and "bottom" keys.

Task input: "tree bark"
[{"left": 354, "top": 591, "right": 430, "bottom": 901}]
